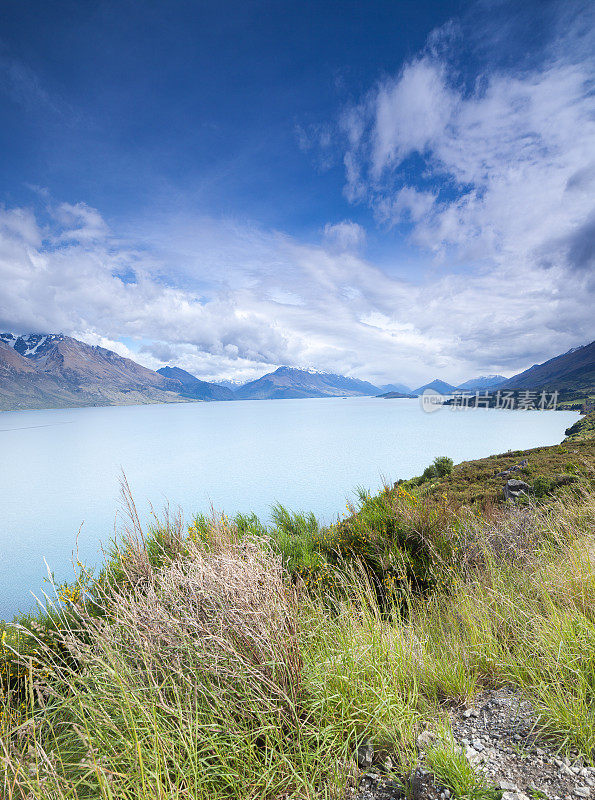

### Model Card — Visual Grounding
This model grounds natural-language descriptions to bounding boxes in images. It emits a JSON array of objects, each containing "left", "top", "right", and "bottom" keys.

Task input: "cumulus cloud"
[
  {"left": 341, "top": 0, "right": 595, "bottom": 281},
  {"left": 0, "top": 1, "right": 593, "bottom": 386},
  {"left": 323, "top": 220, "right": 366, "bottom": 250},
  {"left": 0, "top": 195, "right": 592, "bottom": 387},
  {"left": 55, "top": 202, "right": 110, "bottom": 242}
]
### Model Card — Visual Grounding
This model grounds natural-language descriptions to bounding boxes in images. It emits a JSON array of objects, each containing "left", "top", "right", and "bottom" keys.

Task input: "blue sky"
[{"left": 0, "top": 0, "right": 593, "bottom": 385}]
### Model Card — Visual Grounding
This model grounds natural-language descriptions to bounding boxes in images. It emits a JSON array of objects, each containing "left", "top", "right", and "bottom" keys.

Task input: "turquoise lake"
[{"left": 0, "top": 397, "right": 580, "bottom": 620}]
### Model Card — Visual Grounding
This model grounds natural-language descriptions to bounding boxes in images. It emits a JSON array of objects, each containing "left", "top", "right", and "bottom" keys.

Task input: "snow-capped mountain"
[
  {"left": 234, "top": 366, "right": 379, "bottom": 400},
  {"left": 0, "top": 333, "right": 185, "bottom": 410},
  {"left": 455, "top": 375, "right": 507, "bottom": 391},
  {"left": 156, "top": 366, "right": 234, "bottom": 401}
]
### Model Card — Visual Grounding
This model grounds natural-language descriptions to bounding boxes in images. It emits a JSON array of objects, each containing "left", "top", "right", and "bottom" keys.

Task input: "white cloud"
[
  {"left": 376, "top": 187, "right": 437, "bottom": 225},
  {"left": 342, "top": 1, "right": 595, "bottom": 281},
  {"left": 0, "top": 2, "right": 593, "bottom": 387},
  {"left": 55, "top": 202, "right": 110, "bottom": 242},
  {"left": 323, "top": 220, "right": 366, "bottom": 250},
  {"left": 371, "top": 57, "right": 456, "bottom": 178},
  {"left": 0, "top": 196, "right": 592, "bottom": 387}
]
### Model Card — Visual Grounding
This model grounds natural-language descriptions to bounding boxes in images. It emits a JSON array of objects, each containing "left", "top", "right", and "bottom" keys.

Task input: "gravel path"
[{"left": 351, "top": 688, "right": 595, "bottom": 800}]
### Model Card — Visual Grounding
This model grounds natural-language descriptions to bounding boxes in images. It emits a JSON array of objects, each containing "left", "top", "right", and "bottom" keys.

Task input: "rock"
[
  {"left": 496, "top": 460, "right": 528, "bottom": 478},
  {"left": 503, "top": 794, "right": 530, "bottom": 800},
  {"left": 501, "top": 782, "right": 520, "bottom": 791},
  {"left": 409, "top": 768, "right": 426, "bottom": 800},
  {"left": 574, "top": 789, "right": 591, "bottom": 798},
  {"left": 465, "top": 746, "right": 482, "bottom": 763},
  {"left": 473, "top": 739, "right": 485, "bottom": 752},
  {"left": 416, "top": 730, "right": 436, "bottom": 751},
  {"left": 357, "top": 742, "right": 374, "bottom": 770},
  {"left": 504, "top": 479, "right": 530, "bottom": 501}
]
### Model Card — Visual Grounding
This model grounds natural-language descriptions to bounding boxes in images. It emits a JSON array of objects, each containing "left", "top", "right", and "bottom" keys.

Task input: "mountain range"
[
  {"left": 412, "top": 378, "right": 457, "bottom": 395},
  {"left": 454, "top": 375, "right": 507, "bottom": 391},
  {"left": 497, "top": 341, "right": 595, "bottom": 392},
  {"left": 378, "top": 382, "right": 412, "bottom": 394},
  {"left": 0, "top": 332, "right": 593, "bottom": 411},
  {"left": 234, "top": 366, "right": 380, "bottom": 400},
  {"left": 0, "top": 334, "right": 185, "bottom": 411},
  {"left": 156, "top": 366, "right": 234, "bottom": 401}
]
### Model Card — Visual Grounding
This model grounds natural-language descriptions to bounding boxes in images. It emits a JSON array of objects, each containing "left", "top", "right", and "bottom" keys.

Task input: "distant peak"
[{"left": 0, "top": 332, "right": 67, "bottom": 358}]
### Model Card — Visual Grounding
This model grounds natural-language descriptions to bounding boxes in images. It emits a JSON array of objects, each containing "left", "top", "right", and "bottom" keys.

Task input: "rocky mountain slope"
[
  {"left": 234, "top": 366, "right": 380, "bottom": 400},
  {"left": 498, "top": 341, "right": 594, "bottom": 392},
  {"left": 157, "top": 366, "right": 234, "bottom": 401},
  {"left": 412, "top": 378, "right": 456, "bottom": 395},
  {"left": 0, "top": 333, "right": 184, "bottom": 411},
  {"left": 378, "top": 382, "right": 412, "bottom": 394},
  {"left": 455, "top": 374, "right": 506, "bottom": 391}
]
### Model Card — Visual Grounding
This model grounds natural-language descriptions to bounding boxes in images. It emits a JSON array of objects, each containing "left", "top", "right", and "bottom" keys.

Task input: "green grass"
[
  {"left": 565, "top": 410, "right": 595, "bottom": 442},
  {"left": 397, "top": 437, "right": 595, "bottom": 505},
  {"left": 425, "top": 732, "right": 501, "bottom": 800},
  {"left": 2, "top": 434, "right": 595, "bottom": 799}
]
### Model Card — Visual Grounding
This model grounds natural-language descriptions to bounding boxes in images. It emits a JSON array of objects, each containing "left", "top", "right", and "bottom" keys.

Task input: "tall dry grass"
[
  {"left": 1, "top": 507, "right": 342, "bottom": 799},
  {"left": 2, "top": 487, "right": 595, "bottom": 799}
]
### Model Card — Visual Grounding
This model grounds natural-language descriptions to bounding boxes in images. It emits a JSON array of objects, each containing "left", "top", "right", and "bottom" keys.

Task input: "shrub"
[
  {"left": 433, "top": 456, "right": 454, "bottom": 477},
  {"left": 421, "top": 464, "right": 437, "bottom": 481},
  {"left": 3, "top": 485, "right": 595, "bottom": 798},
  {"left": 532, "top": 476, "right": 552, "bottom": 498}
]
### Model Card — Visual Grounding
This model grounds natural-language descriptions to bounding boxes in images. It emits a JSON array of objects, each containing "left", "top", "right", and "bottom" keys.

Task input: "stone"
[
  {"left": 504, "top": 479, "right": 530, "bottom": 501},
  {"left": 465, "top": 746, "right": 481, "bottom": 763},
  {"left": 416, "top": 730, "right": 436, "bottom": 750},
  {"left": 357, "top": 742, "right": 374, "bottom": 770},
  {"left": 574, "top": 789, "right": 591, "bottom": 798}
]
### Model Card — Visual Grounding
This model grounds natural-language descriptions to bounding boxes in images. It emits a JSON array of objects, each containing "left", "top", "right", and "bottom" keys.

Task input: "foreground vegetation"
[{"left": 2, "top": 433, "right": 595, "bottom": 799}]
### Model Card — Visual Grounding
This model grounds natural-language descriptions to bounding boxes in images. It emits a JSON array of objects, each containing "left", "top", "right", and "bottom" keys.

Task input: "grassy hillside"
[
  {"left": 395, "top": 436, "right": 595, "bottom": 505},
  {"left": 2, "top": 423, "right": 595, "bottom": 799},
  {"left": 564, "top": 409, "right": 595, "bottom": 442},
  {"left": 498, "top": 341, "right": 595, "bottom": 393}
]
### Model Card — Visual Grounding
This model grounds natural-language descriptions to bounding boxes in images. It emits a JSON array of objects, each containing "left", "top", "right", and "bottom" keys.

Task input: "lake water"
[{"left": 0, "top": 397, "right": 580, "bottom": 620}]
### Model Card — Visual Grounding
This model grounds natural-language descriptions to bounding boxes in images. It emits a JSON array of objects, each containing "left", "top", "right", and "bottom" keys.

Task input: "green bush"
[
  {"left": 433, "top": 456, "right": 454, "bottom": 477},
  {"left": 421, "top": 465, "right": 437, "bottom": 481},
  {"left": 532, "top": 476, "right": 552, "bottom": 498},
  {"left": 272, "top": 485, "right": 468, "bottom": 607}
]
